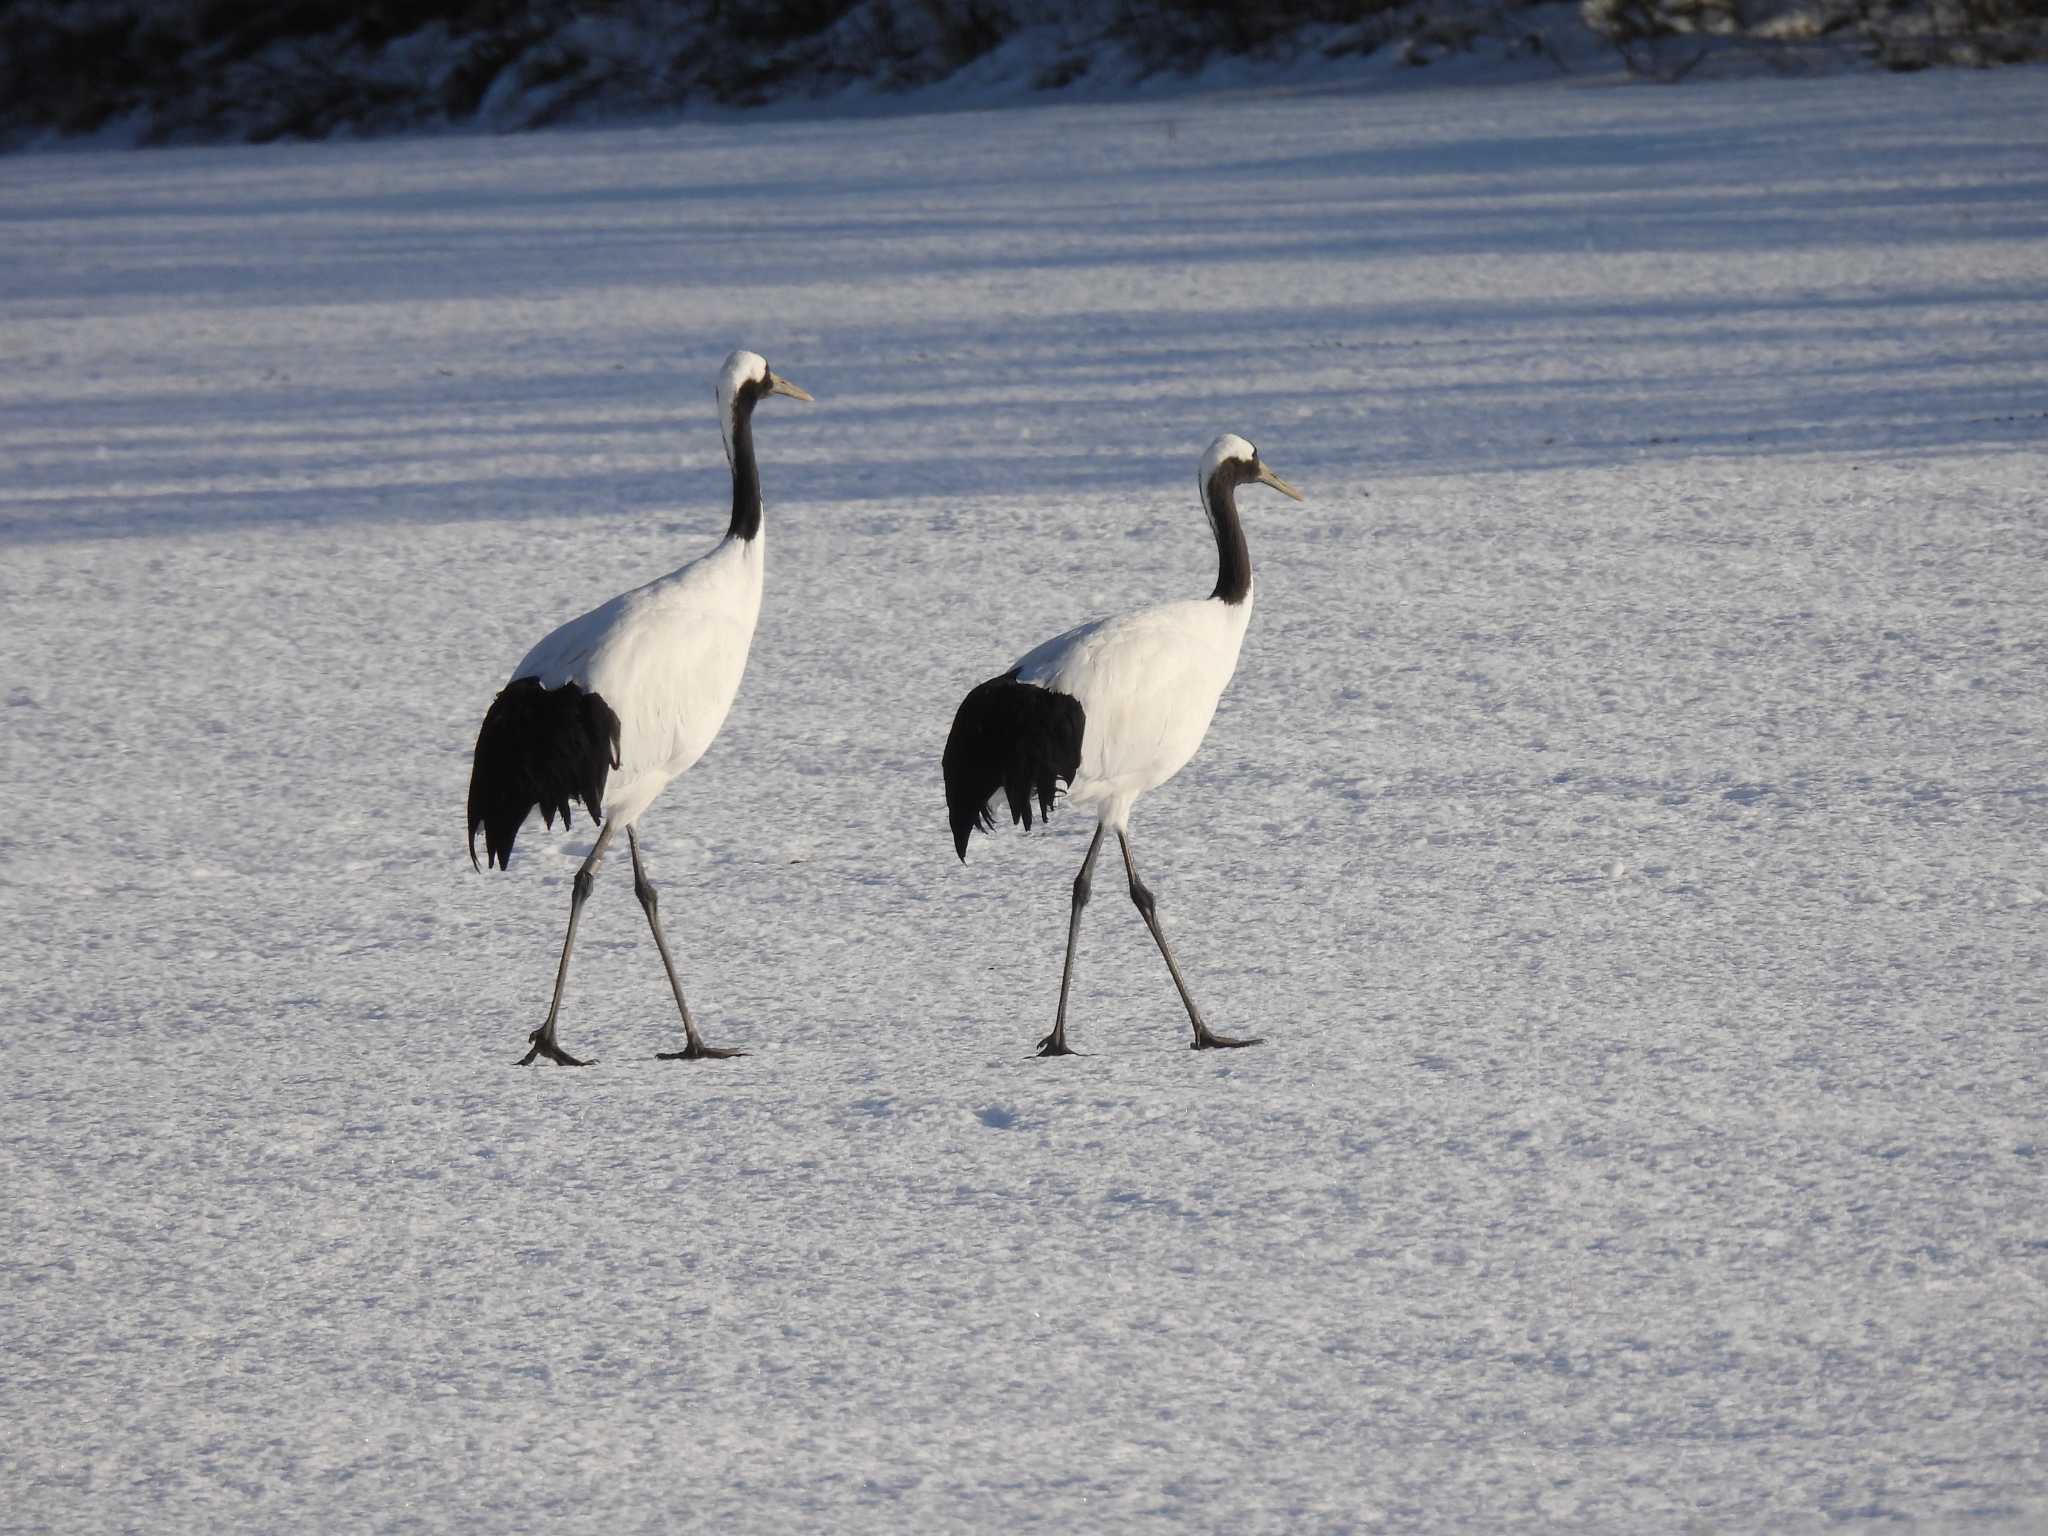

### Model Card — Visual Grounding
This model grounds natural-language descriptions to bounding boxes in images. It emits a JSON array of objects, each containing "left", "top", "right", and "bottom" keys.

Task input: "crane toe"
[
  {"left": 1191, "top": 1027, "right": 1262, "bottom": 1051},
  {"left": 655, "top": 1040, "right": 746, "bottom": 1061},
  {"left": 517, "top": 1028, "right": 591, "bottom": 1067}
]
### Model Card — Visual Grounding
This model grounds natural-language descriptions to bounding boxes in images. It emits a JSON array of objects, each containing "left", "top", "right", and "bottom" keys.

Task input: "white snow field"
[{"left": 4, "top": 65, "right": 2046, "bottom": 1533}]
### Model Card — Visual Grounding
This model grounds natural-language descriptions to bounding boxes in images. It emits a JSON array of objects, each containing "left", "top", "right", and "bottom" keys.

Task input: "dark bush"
[{"left": 0, "top": 0, "right": 2040, "bottom": 150}]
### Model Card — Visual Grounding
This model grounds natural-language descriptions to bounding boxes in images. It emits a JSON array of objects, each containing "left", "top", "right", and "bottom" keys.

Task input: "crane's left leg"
[
  {"left": 1038, "top": 823, "right": 1106, "bottom": 1058},
  {"left": 630, "top": 829, "right": 745, "bottom": 1061},
  {"left": 1117, "top": 831, "right": 1262, "bottom": 1050},
  {"left": 518, "top": 821, "right": 617, "bottom": 1066}
]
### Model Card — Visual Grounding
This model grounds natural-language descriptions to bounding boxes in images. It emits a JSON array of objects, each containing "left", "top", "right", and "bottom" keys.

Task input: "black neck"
[
  {"left": 726, "top": 394, "right": 762, "bottom": 542},
  {"left": 1205, "top": 467, "right": 1252, "bottom": 604}
]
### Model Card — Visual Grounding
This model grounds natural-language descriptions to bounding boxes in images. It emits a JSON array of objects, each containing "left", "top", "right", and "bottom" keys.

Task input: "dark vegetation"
[
  {"left": 1581, "top": 0, "right": 2048, "bottom": 78},
  {"left": 0, "top": 0, "right": 2040, "bottom": 147}
]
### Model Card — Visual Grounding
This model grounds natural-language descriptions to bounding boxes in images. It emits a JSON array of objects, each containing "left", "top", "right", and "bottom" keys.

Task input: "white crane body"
[
  {"left": 942, "top": 433, "right": 1303, "bottom": 1057},
  {"left": 1012, "top": 593, "right": 1254, "bottom": 833},
  {"left": 465, "top": 349, "right": 810, "bottom": 1067},
  {"left": 510, "top": 533, "right": 764, "bottom": 832}
]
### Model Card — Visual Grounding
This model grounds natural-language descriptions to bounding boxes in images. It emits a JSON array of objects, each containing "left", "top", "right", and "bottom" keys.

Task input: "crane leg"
[
  {"left": 633, "top": 829, "right": 745, "bottom": 1061},
  {"left": 518, "top": 821, "right": 617, "bottom": 1066},
  {"left": 1117, "top": 831, "right": 1262, "bottom": 1051},
  {"left": 1038, "top": 824, "right": 1105, "bottom": 1058}
]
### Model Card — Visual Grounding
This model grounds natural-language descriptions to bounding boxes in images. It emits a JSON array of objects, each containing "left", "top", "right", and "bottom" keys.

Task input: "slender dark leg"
[
  {"left": 632, "top": 829, "right": 744, "bottom": 1061},
  {"left": 518, "top": 822, "right": 617, "bottom": 1067},
  {"left": 1117, "top": 831, "right": 1262, "bottom": 1051},
  {"left": 1038, "top": 824, "right": 1106, "bottom": 1058}
]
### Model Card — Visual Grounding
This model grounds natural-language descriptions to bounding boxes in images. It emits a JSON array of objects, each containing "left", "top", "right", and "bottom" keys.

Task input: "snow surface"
[{"left": 4, "top": 68, "right": 2046, "bottom": 1532}]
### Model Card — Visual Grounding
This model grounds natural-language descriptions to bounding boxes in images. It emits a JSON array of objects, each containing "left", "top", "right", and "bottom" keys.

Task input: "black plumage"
[
  {"left": 942, "top": 670, "right": 1086, "bottom": 861},
  {"left": 466, "top": 678, "right": 623, "bottom": 872}
]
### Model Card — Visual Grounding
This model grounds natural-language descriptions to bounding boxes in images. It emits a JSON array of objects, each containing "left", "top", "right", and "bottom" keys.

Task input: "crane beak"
[
  {"left": 1256, "top": 463, "right": 1305, "bottom": 501},
  {"left": 767, "top": 374, "right": 814, "bottom": 403}
]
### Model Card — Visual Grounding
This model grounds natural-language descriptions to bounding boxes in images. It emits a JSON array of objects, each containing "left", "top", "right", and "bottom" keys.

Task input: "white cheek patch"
[
  {"left": 715, "top": 349, "right": 769, "bottom": 413},
  {"left": 1199, "top": 432, "right": 1257, "bottom": 483}
]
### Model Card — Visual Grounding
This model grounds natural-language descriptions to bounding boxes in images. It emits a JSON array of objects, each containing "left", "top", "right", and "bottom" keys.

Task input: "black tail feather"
[
  {"left": 942, "top": 670, "right": 1085, "bottom": 862},
  {"left": 467, "top": 677, "right": 624, "bottom": 871}
]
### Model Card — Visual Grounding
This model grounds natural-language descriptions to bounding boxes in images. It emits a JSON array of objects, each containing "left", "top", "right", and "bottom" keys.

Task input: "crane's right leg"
[
  {"left": 1038, "top": 824, "right": 1105, "bottom": 1058},
  {"left": 631, "top": 829, "right": 744, "bottom": 1061},
  {"left": 518, "top": 821, "right": 617, "bottom": 1066},
  {"left": 1116, "top": 831, "right": 1261, "bottom": 1051}
]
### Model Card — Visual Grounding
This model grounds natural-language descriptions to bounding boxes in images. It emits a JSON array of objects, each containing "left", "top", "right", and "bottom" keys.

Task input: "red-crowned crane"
[
  {"left": 467, "top": 349, "right": 812, "bottom": 1066},
  {"left": 942, "top": 434, "right": 1303, "bottom": 1057}
]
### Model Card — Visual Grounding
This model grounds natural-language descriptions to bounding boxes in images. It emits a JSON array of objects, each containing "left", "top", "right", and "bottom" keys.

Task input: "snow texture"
[{"left": 3, "top": 67, "right": 2046, "bottom": 1533}]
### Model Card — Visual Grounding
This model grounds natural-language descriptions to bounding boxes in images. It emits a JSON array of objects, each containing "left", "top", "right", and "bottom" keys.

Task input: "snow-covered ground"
[{"left": 4, "top": 67, "right": 2045, "bottom": 1532}]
